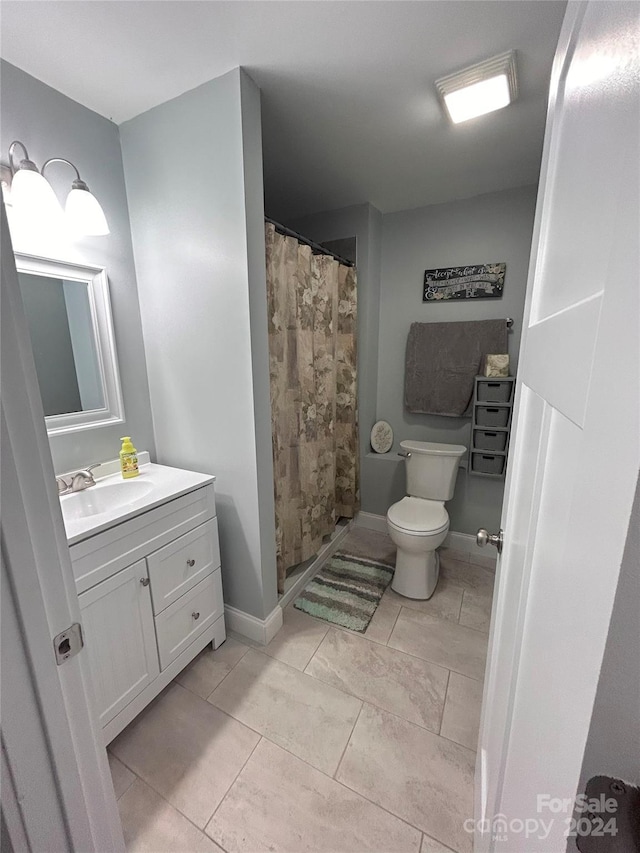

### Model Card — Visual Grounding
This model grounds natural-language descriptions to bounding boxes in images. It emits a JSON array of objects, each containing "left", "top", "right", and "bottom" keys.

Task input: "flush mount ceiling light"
[
  {"left": 435, "top": 50, "right": 518, "bottom": 124},
  {"left": 4, "top": 140, "right": 109, "bottom": 236}
]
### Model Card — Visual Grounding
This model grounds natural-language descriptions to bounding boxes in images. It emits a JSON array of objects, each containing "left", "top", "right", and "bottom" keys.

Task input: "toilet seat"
[{"left": 387, "top": 496, "right": 449, "bottom": 535}]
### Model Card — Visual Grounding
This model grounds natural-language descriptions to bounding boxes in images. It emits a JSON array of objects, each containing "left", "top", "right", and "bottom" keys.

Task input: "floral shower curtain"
[{"left": 265, "top": 222, "right": 359, "bottom": 594}]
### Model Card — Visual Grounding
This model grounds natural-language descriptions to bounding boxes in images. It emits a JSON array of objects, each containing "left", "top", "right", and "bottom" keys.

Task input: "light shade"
[
  {"left": 65, "top": 185, "right": 110, "bottom": 236},
  {"left": 436, "top": 51, "right": 518, "bottom": 124},
  {"left": 444, "top": 74, "right": 511, "bottom": 124},
  {"left": 11, "top": 167, "right": 64, "bottom": 228}
]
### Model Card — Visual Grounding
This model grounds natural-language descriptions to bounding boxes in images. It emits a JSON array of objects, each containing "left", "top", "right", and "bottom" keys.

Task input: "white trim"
[
  {"left": 354, "top": 511, "right": 388, "bottom": 533},
  {"left": 13, "top": 253, "right": 125, "bottom": 436},
  {"left": 278, "top": 520, "right": 353, "bottom": 608},
  {"left": 264, "top": 604, "right": 284, "bottom": 644},
  {"left": 224, "top": 603, "right": 284, "bottom": 646}
]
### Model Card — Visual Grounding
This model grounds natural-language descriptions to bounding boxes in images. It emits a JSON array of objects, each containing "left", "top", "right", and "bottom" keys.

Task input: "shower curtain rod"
[{"left": 264, "top": 216, "right": 355, "bottom": 268}]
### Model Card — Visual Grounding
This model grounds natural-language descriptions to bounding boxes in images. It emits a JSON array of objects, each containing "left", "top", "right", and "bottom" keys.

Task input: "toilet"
[{"left": 387, "top": 440, "right": 466, "bottom": 599}]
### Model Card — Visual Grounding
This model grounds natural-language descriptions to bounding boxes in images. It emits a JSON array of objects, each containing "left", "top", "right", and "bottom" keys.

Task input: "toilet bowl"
[
  {"left": 387, "top": 440, "right": 466, "bottom": 600},
  {"left": 388, "top": 497, "right": 449, "bottom": 598}
]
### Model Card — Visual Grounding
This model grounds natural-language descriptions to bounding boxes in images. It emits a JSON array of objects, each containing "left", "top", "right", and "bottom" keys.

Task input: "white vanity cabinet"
[
  {"left": 70, "top": 479, "right": 226, "bottom": 743},
  {"left": 78, "top": 560, "right": 159, "bottom": 729}
]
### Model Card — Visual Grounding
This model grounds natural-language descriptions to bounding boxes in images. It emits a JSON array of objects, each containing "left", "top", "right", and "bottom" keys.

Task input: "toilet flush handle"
[
  {"left": 397, "top": 450, "right": 412, "bottom": 458},
  {"left": 477, "top": 528, "right": 504, "bottom": 554}
]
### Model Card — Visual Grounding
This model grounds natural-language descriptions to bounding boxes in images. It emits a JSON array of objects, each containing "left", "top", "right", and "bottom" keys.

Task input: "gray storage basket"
[
  {"left": 477, "top": 380, "right": 513, "bottom": 403},
  {"left": 475, "top": 405, "right": 510, "bottom": 428},
  {"left": 474, "top": 429, "right": 508, "bottom": 452},
  {"left": 472, "top": 452, "right": 506, "bottom": 476}
]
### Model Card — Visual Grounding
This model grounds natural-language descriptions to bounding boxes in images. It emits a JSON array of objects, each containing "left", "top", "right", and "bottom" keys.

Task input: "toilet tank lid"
[{"left": 400, "top": 440, "right": 466, "bottom": 457}]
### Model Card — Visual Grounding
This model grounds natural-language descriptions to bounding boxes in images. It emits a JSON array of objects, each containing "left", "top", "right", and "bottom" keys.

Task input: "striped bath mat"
[{"left": 294, "top": 552, "right": 394, "bottom": 632}]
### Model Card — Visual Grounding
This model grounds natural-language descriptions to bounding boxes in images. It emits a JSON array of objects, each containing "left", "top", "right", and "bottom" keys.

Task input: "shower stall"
[{"left": 264, "top": 219, "right": 360, "bottom": 596}]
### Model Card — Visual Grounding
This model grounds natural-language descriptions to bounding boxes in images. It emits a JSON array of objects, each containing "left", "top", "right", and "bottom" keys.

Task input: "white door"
[
  {"left": 1, "top": 206, "right": 125, "bottom": 850},
  {"left": 476, "top": 3, "right": 640, "bottom": 851},
  {"left": 79, "top": 560, "right": 160, "bottom": 728}
]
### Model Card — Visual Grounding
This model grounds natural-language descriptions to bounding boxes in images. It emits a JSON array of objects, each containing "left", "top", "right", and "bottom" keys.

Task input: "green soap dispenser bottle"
[{"left": 120, "top": 436, "right": 139, "bottom": 479}]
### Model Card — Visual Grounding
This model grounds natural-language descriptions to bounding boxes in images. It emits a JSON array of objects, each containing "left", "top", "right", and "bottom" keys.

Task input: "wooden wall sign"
[{"left": 423, "top": 263, "right": 506, "bottom": 301}]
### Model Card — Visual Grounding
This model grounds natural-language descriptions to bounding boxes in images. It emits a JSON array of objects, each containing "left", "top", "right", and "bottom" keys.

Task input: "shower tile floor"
[{"left": 109, "top": 527, "right": 495, "bottom": 853}]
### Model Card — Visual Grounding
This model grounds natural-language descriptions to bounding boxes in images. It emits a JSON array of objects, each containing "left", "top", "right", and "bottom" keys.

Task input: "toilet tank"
[{"left": 401, "top": 440, "right": 467, "bottom": 501}]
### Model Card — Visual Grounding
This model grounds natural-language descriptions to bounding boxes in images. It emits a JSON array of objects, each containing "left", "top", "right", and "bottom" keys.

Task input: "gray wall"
[
  {"left": 373, "top": 185, "right": 538, "bottom": 534},
  {"left": 121, "top": 68, "right": 278, "bottom": 621},
  {"left": 0, "top": 60, "right": 156, "bottom": 473},
  {"left": 286, "top": 203, "right": 383, "bottom": 501}
]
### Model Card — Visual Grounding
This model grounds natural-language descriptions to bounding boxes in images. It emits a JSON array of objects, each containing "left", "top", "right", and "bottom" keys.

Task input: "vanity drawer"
[
  {"left": 147, "top": 519, "right": 220, "bottom": 614},
  {"left": 70, "top": 484, "right": 216, "bottom": 594},
  {"left": 155, "top": 570, "right": 223, "bottom": 670}
]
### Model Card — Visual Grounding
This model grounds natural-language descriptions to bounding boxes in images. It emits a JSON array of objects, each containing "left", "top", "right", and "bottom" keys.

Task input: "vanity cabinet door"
[{"left": 79, "top": 559, "right": 159, "bottom": 728}]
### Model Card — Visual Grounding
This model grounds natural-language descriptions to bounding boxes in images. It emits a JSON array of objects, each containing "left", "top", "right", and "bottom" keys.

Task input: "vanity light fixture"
[
  {"left": 42, "top": 157, "right": 110, "bottom": 236},
  {"left": 5, "top": 140, "right": 109, "bottom": 236},
  {"left": 7, "top": 141, "right": 63, "bottom": 228},
  {"left": 435, "top": 51, "right": 518, "bottom": 124}
]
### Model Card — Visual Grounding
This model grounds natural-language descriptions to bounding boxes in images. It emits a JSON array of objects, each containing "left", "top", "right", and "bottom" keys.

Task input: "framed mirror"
[{"left": 15, "top": 253, "right": 124, "bottom": 435}]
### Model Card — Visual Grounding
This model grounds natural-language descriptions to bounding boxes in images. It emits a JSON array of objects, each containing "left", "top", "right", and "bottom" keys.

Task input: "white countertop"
[{"left": 61, "top": 462, "right": 215, "bottom": 546}]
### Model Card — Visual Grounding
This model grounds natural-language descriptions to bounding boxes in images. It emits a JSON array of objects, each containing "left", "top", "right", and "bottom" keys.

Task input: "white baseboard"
[
  {"left": 355, "top": 511, "right": 493, "bottom": 567},
  {"left": 354, "top": 511, "right": 388, "bottom": 533},
  {"left": 264, "top": 604, "right": 284, "bottom": 644},
  {"left": 224, "top": 603, "right": 284, "bottom": 646}
]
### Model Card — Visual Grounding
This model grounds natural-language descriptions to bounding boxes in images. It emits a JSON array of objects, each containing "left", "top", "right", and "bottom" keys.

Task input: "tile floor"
[{"left": 109, "top": 528, "right": 495, "bottom": 853}]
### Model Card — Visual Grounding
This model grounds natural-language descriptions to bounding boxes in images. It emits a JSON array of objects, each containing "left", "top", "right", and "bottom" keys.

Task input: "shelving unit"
[{"left": 469, "top": 376, "right": 516, "bottom": 479}]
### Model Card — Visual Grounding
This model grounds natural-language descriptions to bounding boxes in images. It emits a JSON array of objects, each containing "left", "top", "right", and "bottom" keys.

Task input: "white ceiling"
[{"left": 1, "top": 1, "right": 566, "bottom": 221}]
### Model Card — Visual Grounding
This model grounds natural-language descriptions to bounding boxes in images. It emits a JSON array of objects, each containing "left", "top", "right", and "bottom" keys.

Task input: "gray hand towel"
[{"left": 404, "top": 319, "right": 508, "bottom": 417}]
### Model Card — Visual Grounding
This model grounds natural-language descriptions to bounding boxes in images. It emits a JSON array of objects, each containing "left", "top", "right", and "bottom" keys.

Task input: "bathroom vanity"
[{"left": 62, "top": 461, "right": 226, "bottom": 743}]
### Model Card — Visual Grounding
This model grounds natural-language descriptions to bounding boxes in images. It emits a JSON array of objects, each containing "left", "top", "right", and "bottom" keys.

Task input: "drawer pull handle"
[
  {"left": 140, "top": 577, "right": 150, "bottom": 587},
  {"left": 187, "top": 558, "right": 196, "bottom": 567},
  {"left": 192, "top": 611, "right": 200, "bottom": 620}
]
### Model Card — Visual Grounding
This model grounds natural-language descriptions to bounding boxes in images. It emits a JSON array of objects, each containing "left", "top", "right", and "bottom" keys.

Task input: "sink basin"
[
  {"left": 60, "top": 480, "right": 154, "bottom": 522},
  {"left": 59, "top": 462, "right": 215, "bottom": 545}
]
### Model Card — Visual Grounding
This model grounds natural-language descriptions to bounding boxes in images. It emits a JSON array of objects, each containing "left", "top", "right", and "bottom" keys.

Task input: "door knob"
[
  {"left": 476, "top": 528, "right": 503, "bottom": 554},
  {"left": 140, "top": 577, "right": 150, "bottom": 587}
]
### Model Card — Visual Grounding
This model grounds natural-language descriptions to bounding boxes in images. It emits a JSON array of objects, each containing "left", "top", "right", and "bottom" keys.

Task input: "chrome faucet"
[{"left": 57, "top": 463, "right": 101, "bottom": 495}]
